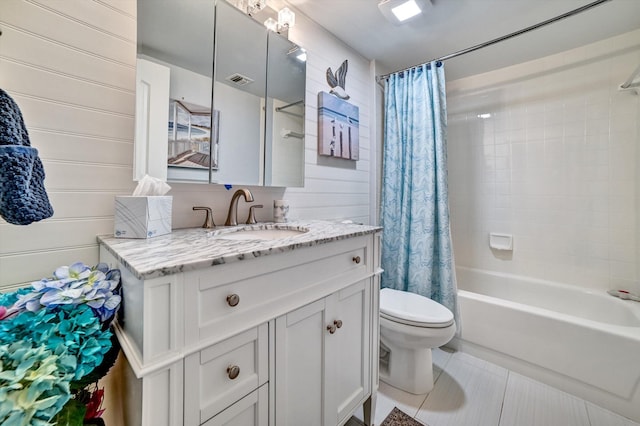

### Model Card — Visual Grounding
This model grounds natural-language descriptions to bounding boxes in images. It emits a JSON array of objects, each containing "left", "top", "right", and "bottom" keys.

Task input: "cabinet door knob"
[
  {"left": 226, "top": 294, "right": 240, "bottom": 307},
  {"left": 352, "top": 256, "right": 361, "bottom": 264},
  {"left": 227, "top": 365, "right": 240, "bottom": 380},
  {"left": 334, "top": 319, "right": 343, "bottom": 329},
  {"left": 327, "top": 324, "right": 336, "bottom": 334}
]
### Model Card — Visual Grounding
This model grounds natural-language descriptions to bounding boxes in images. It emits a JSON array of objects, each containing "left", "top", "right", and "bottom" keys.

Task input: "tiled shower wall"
[{"left": 447, "top": 29, "right": 640, "bottom": 294}]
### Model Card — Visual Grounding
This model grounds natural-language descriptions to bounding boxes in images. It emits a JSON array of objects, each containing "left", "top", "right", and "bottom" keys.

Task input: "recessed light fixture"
[
  {"left": 392, "top": 0, "right": 421, "bottom": 21},
  {"left": 378, "top": 0, "right": 431, "bottom": 25}
]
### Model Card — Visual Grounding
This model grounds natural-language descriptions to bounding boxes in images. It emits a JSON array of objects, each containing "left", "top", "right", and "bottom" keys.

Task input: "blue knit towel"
[{"left": 0, "top": 88, "right": 54, "bottom": 225}]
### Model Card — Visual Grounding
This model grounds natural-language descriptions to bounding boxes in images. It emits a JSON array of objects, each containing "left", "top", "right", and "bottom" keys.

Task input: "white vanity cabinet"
[
  {"left": 275, "top": 279, "right": 372, "bottom": 426},
  {"left": 184, "top": 324, "right": 269, "bottom": 425},
  {"left": 203, "top": 385, "right": 269, "bottom": 426},
  {"left": 98, "top": 223, "right": 381, "bottom": 426}
]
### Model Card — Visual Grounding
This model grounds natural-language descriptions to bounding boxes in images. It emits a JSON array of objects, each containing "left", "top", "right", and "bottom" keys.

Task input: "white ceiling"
[{"left": 284, "top": 0, "right": 640, "bottom": 80}]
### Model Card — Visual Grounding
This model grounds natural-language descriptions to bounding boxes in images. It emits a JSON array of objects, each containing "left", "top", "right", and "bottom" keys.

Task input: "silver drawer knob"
[
  {"left": 352, "top": 256, "right": 361, "bottom": 264},
  {"left": 227, "top": 365, "right": 240, "bottom": 380},
  {"left": 227, "top": 294, "right": 240, "bottom": 307}
]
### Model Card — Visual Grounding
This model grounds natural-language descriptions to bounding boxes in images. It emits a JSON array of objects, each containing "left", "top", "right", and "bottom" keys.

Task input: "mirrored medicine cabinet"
[{"left": 135, "top": 0, "right": 306, "bottom": 187}]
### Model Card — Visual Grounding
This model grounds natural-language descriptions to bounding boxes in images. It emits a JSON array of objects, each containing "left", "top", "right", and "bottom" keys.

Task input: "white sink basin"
[{"left": 211, "top": 226, "right": 308, "bottom": 241}]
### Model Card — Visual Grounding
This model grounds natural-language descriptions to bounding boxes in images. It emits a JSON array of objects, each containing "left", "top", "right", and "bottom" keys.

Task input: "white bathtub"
[{"left": 452, "top": 267, "right": 640, "bottom": 422}]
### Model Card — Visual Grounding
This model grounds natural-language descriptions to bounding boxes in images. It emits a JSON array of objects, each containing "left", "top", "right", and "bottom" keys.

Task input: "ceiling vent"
[{"left": 225, "top": 73, "right": 254, "bottom": 86}]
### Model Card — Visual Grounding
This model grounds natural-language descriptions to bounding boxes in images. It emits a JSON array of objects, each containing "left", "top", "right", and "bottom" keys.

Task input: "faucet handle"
[
  {"left": 246, "top": 204, "right": 263, "bottom": 225},
  {"left": 193, "top": 206, "right": 215, "bottom": 229}
]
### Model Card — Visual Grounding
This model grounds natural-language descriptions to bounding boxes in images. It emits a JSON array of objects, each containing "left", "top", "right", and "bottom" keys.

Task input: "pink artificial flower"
[
  {"left": 0, "top": 305, "right": 19, "bottom": 320},
  {"left": 84, "top": 387, "right": 106, "bottom": 420}
]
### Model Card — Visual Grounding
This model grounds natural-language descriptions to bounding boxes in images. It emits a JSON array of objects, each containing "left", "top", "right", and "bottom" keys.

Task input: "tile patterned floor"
[{"left": 350, "top": 348, "right": 640, "bottom": 426}]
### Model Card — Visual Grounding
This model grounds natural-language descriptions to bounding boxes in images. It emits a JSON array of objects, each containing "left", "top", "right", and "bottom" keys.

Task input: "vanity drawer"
[
  {"left": 185, "top": 236, "right": 373, "bottom": 347},
  {"left": 202, "top": 384, "right": 268, "bottom": 426},
  {"left": 184, "top": 324, "right": 268, "bottom": 425}
]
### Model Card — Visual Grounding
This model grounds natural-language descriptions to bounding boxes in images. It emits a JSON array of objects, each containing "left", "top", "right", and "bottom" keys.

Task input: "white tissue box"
[{"left": 114, "top": 196, "right": 172, "bottom": 238}]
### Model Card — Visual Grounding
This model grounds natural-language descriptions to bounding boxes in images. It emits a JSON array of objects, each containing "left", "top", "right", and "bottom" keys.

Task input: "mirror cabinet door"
[
  {"left": 264, "top": 32, "right": 306, "bottom": 188},
  {"left": 136, "top": 0, "right": 306, "bottom": 187},
  {"left": 137, "top": 0, "right": 215, "bottom": 183},
  {"left": 210, "top": 0, "right": 267, "bottom": 186}
]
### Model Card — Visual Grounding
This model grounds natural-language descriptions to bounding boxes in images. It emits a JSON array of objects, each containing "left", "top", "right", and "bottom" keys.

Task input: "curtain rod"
[
  {"left": 620, "top": 63, "right": 640, "bottom": 89},
  {"left": 376, "top": 0, "right": 612, "bottom": 82}
]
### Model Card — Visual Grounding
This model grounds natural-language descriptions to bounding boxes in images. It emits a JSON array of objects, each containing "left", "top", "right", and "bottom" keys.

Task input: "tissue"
[
  {"left": 132, "top": 174, "right": 171, "bottom": 196},
  {"left": 114, "top": 175, "right": 172, "bottom": 238}
]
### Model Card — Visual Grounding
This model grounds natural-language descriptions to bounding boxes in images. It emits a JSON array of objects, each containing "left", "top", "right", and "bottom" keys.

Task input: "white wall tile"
[
  {"left": 586, "top": 402, "right": 640, "bottom": 426},
  {"left": 447, "top": 29, "right": 640, "bottom": 293}
]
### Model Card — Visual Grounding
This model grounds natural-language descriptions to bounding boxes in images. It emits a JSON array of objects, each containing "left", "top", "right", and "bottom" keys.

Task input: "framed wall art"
[{"left": 167, "top": 99, "right": 219, "bottom": 170}]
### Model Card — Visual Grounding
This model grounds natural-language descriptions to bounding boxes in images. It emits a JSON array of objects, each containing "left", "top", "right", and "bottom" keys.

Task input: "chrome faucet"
[{"left": 225, "top": 188, "right": 254, "bottom": 226}]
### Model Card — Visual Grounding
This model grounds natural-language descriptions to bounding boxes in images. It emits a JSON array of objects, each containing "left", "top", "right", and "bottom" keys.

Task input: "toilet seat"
[{"left": 380, "top": 288, "right": 454, "bottom": 328}]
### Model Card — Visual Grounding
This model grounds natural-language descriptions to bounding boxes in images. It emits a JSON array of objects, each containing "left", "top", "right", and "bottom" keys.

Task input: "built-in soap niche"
[{"left": 489, "top": 232, "right": 513, "bottom": 260}]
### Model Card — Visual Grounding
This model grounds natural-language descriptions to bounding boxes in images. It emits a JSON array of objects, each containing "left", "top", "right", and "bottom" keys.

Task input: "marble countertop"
[{"left": 98, "top": 220, "right": 381, "bottom": 280}]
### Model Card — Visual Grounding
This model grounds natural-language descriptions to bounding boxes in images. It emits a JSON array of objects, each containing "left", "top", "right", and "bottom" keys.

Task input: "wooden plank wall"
[
  {"left": 286, "top": 14, "right": 373, "bottom": 225},
  {"left": 0, "top": 0, "right": 375, "bottom": 290},
  {"left": 0, "top": 0, "right": 137, "bottom": 289}
]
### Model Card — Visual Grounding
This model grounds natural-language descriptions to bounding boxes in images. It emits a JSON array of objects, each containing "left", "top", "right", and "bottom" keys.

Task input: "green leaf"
[{"left": 52, "top": 398, "right": 86, "bottom": 426}]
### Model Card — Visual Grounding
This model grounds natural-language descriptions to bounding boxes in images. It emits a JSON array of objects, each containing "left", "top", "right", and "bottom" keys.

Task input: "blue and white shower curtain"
[{"left": 380, "top": 61, "right": 458, "bottom": 320}]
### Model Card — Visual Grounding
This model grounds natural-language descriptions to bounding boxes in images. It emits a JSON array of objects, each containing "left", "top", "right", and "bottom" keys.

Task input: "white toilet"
[{"left": 379, "top": 288, "right": 456, "bottom": 394}]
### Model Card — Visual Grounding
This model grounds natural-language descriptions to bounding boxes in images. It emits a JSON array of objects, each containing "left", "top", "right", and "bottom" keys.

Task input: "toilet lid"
[{"left": 380, "top": 288, "right": 454, "bottom": 327}]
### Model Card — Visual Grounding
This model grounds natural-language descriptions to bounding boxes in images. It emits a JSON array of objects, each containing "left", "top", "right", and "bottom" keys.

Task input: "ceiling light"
[
  {"left": 278, "top": 7, "right": 295, "bottom": 29},
  {"left": 264, "top": 7, "right": 296, "bottom": 33},
  {"left": 235, "top": 0, "right": 267, "bottom": 15},
  {"left": 264, "top": 17, "right": 278, "bottom": 31},
  {"left": 247, "top": 0, "right": 266, "bottom": 14},
  {"left": 378, "top": 0, "right": 431, "bottom": 25},
  {"left": 392, "top": 0, "right": 421, "bottom": 21}
]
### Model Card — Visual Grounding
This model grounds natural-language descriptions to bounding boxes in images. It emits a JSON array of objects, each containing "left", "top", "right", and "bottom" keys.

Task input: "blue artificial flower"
[
  {"left": 10, "top": 262, "right": 121, "bottom": 323},
  {"left": 0, "top": 341, "right": 75, "bottom": 425},
  {"left": 0, "top": 262, "right": 122, "bottom": 423}
]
